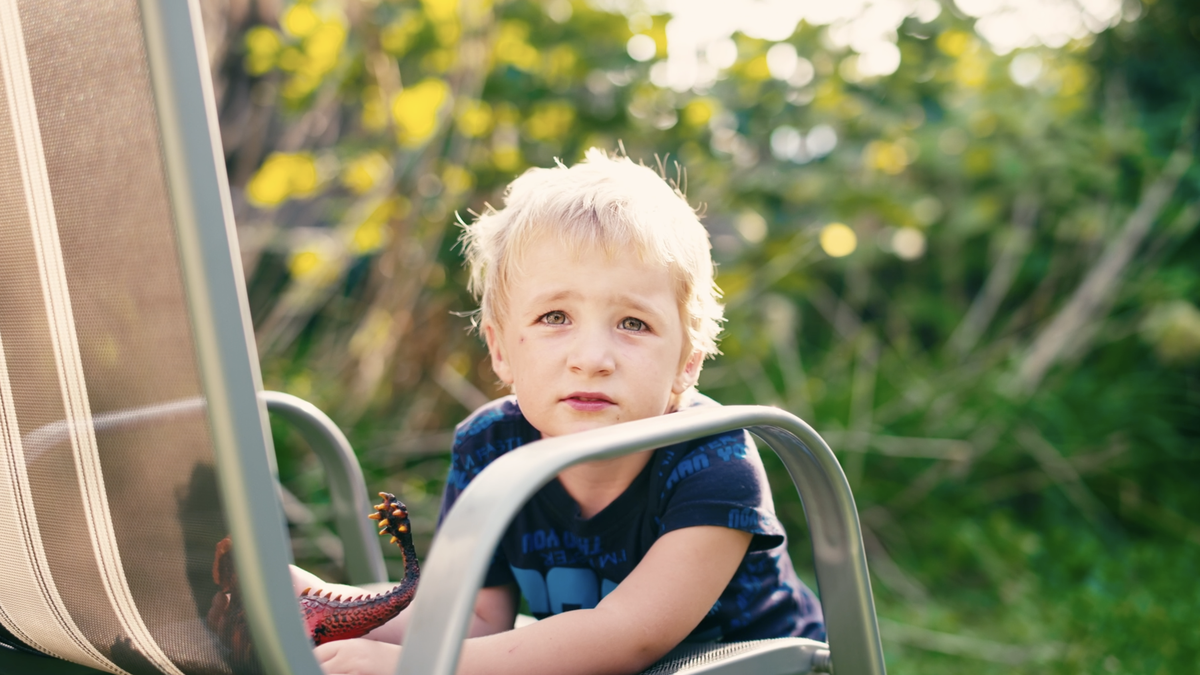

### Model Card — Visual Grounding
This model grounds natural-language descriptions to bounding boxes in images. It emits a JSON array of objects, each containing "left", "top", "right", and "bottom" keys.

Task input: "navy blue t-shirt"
[{"left": 437, "top": 394, "right": 825, "bottom": 642}]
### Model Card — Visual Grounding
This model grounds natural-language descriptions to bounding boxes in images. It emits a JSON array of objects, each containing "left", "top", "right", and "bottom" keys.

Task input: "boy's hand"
[{"left": 314, "top": 638, "right": 400, "bottom": 675}]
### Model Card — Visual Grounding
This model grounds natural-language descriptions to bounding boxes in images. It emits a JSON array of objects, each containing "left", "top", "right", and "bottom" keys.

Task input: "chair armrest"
[
  {"left": 397, "top": 405, "right": 886, "bottom": 675},
  {"left": 262, "top": 391, "right": 387, "bottom": 585}
]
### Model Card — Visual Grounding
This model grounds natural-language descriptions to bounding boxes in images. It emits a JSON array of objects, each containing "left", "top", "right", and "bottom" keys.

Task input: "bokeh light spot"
[
  {"left": 820, "top": 223, "right": 857, "bottom": 257},
  {"left": 1009, "top": 52, "right": 1043, "bottom": 86},
  {"left": 892, "top": 228, "right": 927, "bottom": 260},
  {"left": 736, "top": 211, "right": 768, "bottom": 244},
  {"left": 627, "top": 34, "right": 657, "bottom": 62}
]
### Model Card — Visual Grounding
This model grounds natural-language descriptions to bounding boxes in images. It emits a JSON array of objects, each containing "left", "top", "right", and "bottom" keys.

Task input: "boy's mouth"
[{"left": 562, "top": 392, "right": 615, "bottom": 412}]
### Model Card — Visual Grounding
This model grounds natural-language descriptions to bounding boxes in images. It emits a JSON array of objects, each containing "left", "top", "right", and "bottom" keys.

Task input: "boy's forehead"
[{"left": 512, "top": 230, "right": 655, "bottom": 267}]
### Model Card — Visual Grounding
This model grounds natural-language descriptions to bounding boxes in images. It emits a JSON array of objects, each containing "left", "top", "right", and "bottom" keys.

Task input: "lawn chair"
[{"left": 0, "top": 1, "right": 885, "bottom": 674}]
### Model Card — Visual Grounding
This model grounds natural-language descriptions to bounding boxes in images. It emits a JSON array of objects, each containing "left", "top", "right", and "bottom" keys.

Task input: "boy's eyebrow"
[
  {"left": 527, "top": 289, "right": 578, "bottom": 307},
  {"left": 614, "top": 294, "right": 668, "bottom": 318}
]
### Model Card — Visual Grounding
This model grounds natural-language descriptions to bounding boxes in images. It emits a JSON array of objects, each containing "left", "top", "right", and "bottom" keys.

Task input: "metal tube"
[
  {"left": 262, "top": 391, "right": 387, "bottom": 585},
  {"left": 138, "top": 1, "right": 322, "bottom": 672},
  {"left": 397, "top": 405, "right": 885, "bottom": 675}
]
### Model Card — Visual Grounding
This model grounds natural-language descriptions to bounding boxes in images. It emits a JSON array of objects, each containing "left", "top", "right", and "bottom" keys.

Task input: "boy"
[{"left": 298, "top": 149, "right": 823, "bottom": 675}]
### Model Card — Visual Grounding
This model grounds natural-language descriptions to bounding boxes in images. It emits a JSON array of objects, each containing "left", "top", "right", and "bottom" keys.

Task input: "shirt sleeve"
[
  {"left": 436, "top": 400, "right": 521, "bottom": 588},
  {"left": 656, "top": 429, "right": 786, "bottom": 552}
]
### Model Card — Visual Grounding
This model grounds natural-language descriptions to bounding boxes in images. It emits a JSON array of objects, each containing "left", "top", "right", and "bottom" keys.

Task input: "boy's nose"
[{"left": 567, "top": 327, "right": 616, "bottom": 376}]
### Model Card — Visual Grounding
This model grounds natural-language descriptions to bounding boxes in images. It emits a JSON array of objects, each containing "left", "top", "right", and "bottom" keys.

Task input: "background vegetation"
[{"left": 198, "top": 0, "right": 1198, "bottom": 672}]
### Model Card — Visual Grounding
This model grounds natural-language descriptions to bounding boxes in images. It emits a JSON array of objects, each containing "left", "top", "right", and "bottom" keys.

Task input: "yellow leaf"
[
  {"left": 541, "top": 45, "right": 577, "bottom": 85},
  {"left": 523, "top": 101, "right": 574, "bottom": 141},
  {"left": 342, "top": 153, "right": 392, "bottom": 194},
  {"left": 244, "top": 27, "right": 281, "bottom": 74},
  {"left": 683, "top": 98, "right": 715, "bottom": 127},
  {"left": 456, "top": 99, "right": 493, "bottom": 137},
  {"left": 282, "top": 71, "right": 321, "bottom": 101},
  {"left": 304, "top": 21, "right": 346, "bottom": 72},
  {"left": 246, "top": 153, "right": 319, "bottom": 208},
  {"left": 936, "top": 30, "right": 971, "bottom": 57},
  {"left": 420, "top": 0, "right": 457, "bottom": 23},
  {"left": 391, "top": 79, "right": 450, "bottom": 147},
  {"left": 288, "top": 248, "right": 323, "bottom": 279},
  {"left": 493, "top": 146, "right": 521, "bottom": 171},
  {"left": 1058, "top": 62, "right": 1089, "bottom": 96},
  {"left": 381, "top": 14, "right": 425, "bottom": 56},
  {"left": 864, "top": 141, "right": 910, "bottom": 175},
  {"left": 442, "top": 165, "right": 474, "bottom": 195},
  {"left": 282, "top": 4, "right": 320, "bottom": 38},
  {"left": 744, "top": 55, "right": 770, "bottom": 81},
  {"left": 351, "top": 220, "right": 387, "bottom": 254},
  {"left": 495, "top": 21, "right": 540, "bottom": 71}
]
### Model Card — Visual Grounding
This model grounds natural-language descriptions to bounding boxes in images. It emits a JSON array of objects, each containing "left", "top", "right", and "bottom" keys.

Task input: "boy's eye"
[
  {"left": 619, "top": 317, "right": 647, "bottom": 332},
  {"left": 540, "top": 311, "right": 568, "bottom": 325}
]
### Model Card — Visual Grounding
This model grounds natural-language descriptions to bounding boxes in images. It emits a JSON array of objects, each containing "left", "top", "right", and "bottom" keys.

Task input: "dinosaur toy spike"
[
  {"left": 368, "top": 513, "right": 382, "bottom": 520},
  {"left": 390, "top": 536, "right": 399, "bottom": 544},
  {"left": 302, "top": 588, "right": 311, "bottom": 596},
  {"left": 374, "top": 504, "right": 387, "bottom": 511}
]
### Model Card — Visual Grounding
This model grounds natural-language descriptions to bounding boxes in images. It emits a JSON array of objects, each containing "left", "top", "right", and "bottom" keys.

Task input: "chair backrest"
[{"left": 0, "top": 1, "right": 321, "bottom": 673}]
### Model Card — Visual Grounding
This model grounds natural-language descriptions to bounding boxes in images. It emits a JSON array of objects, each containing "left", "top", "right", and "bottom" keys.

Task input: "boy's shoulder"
[
  {"left": 451, "top": 395, "right": 540, "bottom": 462},
  {"left": 445, "top": 396, "right": 537, "bottom": 492},
  {"left": 453, "top": 395, "right": 528, "bottom": 443}
]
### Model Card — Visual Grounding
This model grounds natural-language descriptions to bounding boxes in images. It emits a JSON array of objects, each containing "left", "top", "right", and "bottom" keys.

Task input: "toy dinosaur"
[{"left": 208, "top": 492, "right": 420, "bottom": 662}]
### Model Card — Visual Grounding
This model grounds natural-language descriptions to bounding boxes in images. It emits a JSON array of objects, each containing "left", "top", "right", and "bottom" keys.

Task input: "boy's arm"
[
  {"left": 315, "top": 525, "right": 752, "bottom": 675},
  {"left": 363, "top": 584, "right": 519, "bottom": 643}
]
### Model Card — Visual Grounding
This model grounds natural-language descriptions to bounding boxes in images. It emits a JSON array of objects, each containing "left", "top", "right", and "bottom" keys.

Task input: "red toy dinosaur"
[{"left": 209, "top": 492, "right": 420, "bottom": 662}]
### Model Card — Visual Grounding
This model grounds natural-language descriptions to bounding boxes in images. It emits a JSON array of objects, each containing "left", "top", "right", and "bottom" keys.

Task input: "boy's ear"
[
  {"left": 672, "top": 349, "right": 704, "bottom": 395},
  {"left": 483, "top": 322, "right": 514, "bottom": 386}
]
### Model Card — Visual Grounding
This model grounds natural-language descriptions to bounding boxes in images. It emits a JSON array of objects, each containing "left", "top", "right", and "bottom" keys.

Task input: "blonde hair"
[{"left": 461, "top": 148, "right": 724, "bottom": 358}]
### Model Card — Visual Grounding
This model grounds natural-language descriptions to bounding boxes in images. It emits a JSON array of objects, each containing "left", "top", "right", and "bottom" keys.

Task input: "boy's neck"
[{"left": 556, "top": 450, "right": 653, "bottom": 520}]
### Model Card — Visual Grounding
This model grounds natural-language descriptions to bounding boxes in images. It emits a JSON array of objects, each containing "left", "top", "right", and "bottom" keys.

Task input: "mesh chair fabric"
[
  {"left": 639, "top": 638, "right": 826, "bottom": 675},
  {"left": 0, "top": 1, "right": 258, "bottom": 673}
]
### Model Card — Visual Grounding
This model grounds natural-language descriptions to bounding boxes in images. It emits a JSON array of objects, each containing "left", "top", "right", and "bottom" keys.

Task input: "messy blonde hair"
[{"left": 460, "top": 147, "right": 724, "bottom": 359}]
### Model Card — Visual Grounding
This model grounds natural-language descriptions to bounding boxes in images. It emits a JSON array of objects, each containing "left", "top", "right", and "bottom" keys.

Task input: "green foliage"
[{"left": 205, "top": 0, "right": 1199, "bottom": 671}]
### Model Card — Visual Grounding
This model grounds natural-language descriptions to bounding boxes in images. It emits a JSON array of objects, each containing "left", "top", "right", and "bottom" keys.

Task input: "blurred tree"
[{"left": 201, "top": 0, "right": 1198, "bottom": 672}]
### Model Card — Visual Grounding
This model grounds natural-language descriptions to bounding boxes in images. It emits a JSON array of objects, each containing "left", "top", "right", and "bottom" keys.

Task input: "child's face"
[{"left": 484, "top": 236, "right": 702, "bottom": 438}]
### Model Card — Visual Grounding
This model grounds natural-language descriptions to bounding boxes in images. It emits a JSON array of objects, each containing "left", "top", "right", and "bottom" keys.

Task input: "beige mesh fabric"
[
  {"left": 637, "top": 638, "right": 823, "bottom": 675},
  {"left": 0, "top": 1, "right": 256, "bottom": 673}
]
